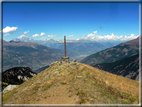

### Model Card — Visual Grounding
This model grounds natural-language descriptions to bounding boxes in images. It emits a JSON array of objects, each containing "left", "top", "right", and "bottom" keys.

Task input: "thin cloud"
[
  {"left": 41, "top": 37, "right": 48, "bottom": 40},
  {"left": 18, "top": 34, "right": 28, "bottom": 38},
  {"left": 24, "top": 30, "right": 29, "bottom": 34},
  {"left": 68, "top": 35, "right": 73, "bottom": 37},
  {"left": 48, "top": 35, "right": 57, "bottom": 38},
  {"left": 2, "top": 26, "right": 18, "bottom": 33},
  {"left": 41, "top": 37, "right": 46, "bottom": 39},
  {"left": 4, "top": 34, "right": 10, "bottom": 36},
  {"left": 93, "top": 31, "right": 97, "bottom": 34}
]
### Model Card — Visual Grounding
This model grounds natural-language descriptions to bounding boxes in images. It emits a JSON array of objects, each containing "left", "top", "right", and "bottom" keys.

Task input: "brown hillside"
[
  {"left": 3, "top": 62, "right": 139, "bottom": 104},
  {"left": 81, "top": 37, "right": 139, "bottom": 65}
]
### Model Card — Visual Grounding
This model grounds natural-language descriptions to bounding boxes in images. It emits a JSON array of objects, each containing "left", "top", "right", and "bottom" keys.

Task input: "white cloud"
[
  {"left": 68, "top": 35, "right": 73, "bottom": 37},
  {"left": 93, "top": 31, "right": 97, "bottom": 34},
  {"left": 32, "top": 32, "right": 45, "bottom": 37},
  {"left": 18, "top": 34, "right": 28, "bottom": 38},
  {"left": 33, "top": 34, "right": 40, "bottom": 37},
  {"left": 17, "top": 30, "right": 29, "bottom": 38},
  {"left": 81, "top": 31, "right": 139, "bottom": 41},
  {"left": 95, "top": 33, "right": 139, "bottom": 41},
  {"left": 4, "top": 34, "right": 10, "bottom": 36},
  {"left": 40, "top": 32, "right": 45, "bottom": 36},
  {"left": 48, "top": 35, "right": 57, "bottom": 38},
  {"left": 24, "top": 30, "right": 29, "bottom": 34},
  {"left": 82, "top": 31, "right": 97, "bottom": 40},
  {"left": 2, "top": 26, "right": 18, "bottom": 33},
  {"left": 120, "top": 34, "right": 139, "bottom": 41}
]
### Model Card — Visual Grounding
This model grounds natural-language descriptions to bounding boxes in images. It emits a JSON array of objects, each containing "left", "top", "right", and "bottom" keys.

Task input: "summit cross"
[{"left": 58, "top": 36, "right": 73, "bottom": 57}]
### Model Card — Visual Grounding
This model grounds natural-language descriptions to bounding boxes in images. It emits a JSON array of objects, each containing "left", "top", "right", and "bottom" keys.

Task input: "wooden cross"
[{"left": 58, "top": 36, "right": 72, "bottom": 57}]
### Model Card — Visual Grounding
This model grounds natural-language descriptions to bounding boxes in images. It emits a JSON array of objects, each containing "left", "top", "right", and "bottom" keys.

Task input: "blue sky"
[{"left": 2, "top": 2, "right": 140, "bottom": 42}]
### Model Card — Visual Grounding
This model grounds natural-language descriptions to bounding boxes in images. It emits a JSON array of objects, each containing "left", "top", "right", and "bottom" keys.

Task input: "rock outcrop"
[
  {"left": 2, "top": 67, "right": 37, "bottom": 90},
  {"left": 3, "top": 85, "right": 19, "bottom": 93}
]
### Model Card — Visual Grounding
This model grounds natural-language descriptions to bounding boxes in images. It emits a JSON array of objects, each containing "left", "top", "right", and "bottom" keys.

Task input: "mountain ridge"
[
  {"left": 9, "top": 38, "right": 118, "bottom": 56},
  {"left": 80, "top": 37, "right": 139, "bottom": 65},
  {"left": 92, "top": 54, "right": 139, "bottom": 81},
  {"left": 3, "top": 62, "right": 139, "bottom": 104}
]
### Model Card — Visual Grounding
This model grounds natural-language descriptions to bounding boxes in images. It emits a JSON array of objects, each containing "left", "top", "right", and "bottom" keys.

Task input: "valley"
[{"left": 2, "top": 38, "right": 115, "bottom": 72}]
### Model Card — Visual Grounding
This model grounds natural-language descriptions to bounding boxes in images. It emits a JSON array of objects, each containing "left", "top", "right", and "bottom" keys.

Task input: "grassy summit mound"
[{"left": 3, "top": 61, "right": 139, "bottom": 104}]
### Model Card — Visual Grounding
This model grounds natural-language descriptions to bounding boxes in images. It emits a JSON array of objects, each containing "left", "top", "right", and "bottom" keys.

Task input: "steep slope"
[
  {"left": 2, "top": 67, "right": 37, "bottom": 90},
  {"left": 34, "top": 65, "right": 49, "bottom": 74},
  {"left": 80, "top": 37, "right": 139, "bottom": 65},
  {"left": 3, "top": 40, "right": 76, "bottom": 71},
  {"left": 92, "top": 54, "right": 139, "bottom": 81},
  {"left": 3, "top": 62, "right": 139, "bottom": 104}
]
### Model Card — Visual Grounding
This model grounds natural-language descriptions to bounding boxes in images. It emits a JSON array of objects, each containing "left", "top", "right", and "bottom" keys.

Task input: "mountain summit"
[{"left": 3, "top": 62, "right": 139, "bottom": 104}]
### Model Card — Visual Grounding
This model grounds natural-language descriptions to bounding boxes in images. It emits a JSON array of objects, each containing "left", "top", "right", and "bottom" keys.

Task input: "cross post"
[{"left": 58, "top": 36, "right": 72, "bottom": 57}]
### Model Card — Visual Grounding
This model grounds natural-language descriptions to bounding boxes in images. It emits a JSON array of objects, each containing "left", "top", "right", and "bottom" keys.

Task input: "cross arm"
[
  {"left": 58, "top": 42, "right": 64, "bottom": 44},
  {"left": 66, "top": 42, "right": 73, "bottom": 43}
]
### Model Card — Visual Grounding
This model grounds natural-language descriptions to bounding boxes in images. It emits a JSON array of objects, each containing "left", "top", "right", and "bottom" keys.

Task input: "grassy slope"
[{"left": 3, "top": 62, "right": 139, "bottom": 104}]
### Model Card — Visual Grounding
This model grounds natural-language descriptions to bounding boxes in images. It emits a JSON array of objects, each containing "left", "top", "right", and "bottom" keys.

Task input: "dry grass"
[
  {"left": 79, "top": 62, "right": 139, "bottom": 103},
  {"left": 3, "top": 61, "right": 139, "bottom": 104}
]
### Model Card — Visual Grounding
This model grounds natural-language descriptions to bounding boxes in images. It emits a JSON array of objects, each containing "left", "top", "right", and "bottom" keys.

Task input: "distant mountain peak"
[{"left": 9, "top": 38, "right": 23, "bottom": 43}]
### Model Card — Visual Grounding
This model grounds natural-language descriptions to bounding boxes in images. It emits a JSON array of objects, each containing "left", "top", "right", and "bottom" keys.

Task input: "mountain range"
[
  {"left": 3, "top": 37, "right": 140, "bottom": 80},
  {"left": 3, "top": 62, "right": 139, "bottom": 104},
  {"left": 80, "top": 37, "right": 140, "bottom": 81},
  {"left": 2, "top": 37, "right": 119, "bottom": 72},
  {"left": 2, "top": 40, "right": 76, "bottom": 72},
  {"left": 80, "top": 37, "right": 139, "bottom": 65},
  {"left": 10, "top": 38, "right": 118, "bottom": 56}
]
